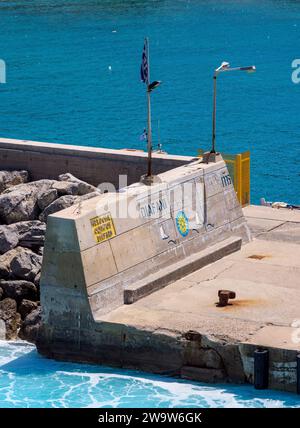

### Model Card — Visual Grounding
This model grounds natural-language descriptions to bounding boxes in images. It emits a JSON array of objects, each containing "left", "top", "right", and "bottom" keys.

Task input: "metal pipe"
[
  {"left": 210, "top": 62, "right": 255, "bottom": 156},
  {"left": 147, "top": 89, "right": 152, "bottom": 177},
  {"left": 297, "top": 354, "right": 300, "bottom": 394},
  {"left": 254, "top": 349, "right": 269, "bottom": 389},
  {"left": 211, "top": 74, "right": 217, "bottom": 154},
  {"left": 146, "top": 38, "right": 152, "bottom": 178}
]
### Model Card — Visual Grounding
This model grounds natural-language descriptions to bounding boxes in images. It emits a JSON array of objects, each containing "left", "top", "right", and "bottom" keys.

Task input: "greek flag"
[{"left": 140, "top": 41, "right": 148, "bottom": 84}]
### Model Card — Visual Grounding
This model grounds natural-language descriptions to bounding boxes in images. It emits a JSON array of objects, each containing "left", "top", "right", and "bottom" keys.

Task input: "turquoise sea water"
[
  {"left": 0, "top": 0, "right": 299, "bottom": 204},
  {"left": 0, "top": 341, "right": 299, "bottom": 408},
  {"left": 0, "top": 2, "right": 300, "bottom": 408}
]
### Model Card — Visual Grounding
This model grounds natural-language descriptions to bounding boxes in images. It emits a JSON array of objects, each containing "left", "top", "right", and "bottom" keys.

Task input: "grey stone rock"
[
  {"left": 17, "top": 221, "right": 46, "bottom": 249},
  {"left": 37, "top": 247, "right": 44, "bottom": 257},
  {"left": 0, "top": 263, "right": 10, "bottom": 279},
  {"left": 52, "top": 181, "right": 79, "bottom": 196},
  {"left": 10, "top": 247, "right": 42, "bottom": 282},
  {"left": 0, "top": 298, "right": 21, "bottom": 340},
  {"left": 79, "top": 191, "right": 100, "bottom": 201},
  {"left": 19, "top": 307, "right": 41, "bottom": 343},
  {"left": 37, "top": 188, "right": 58, "bottom": 211},
  {"left": 0, "top": 248, "right": 17, "bottom": 279},
  {"left": 0, "top": 287, "right": 3, "bottom": 300},
  {"left": 19, "top": 299, "right": 38, "bottom": 320},
  {"left": 0, "top": 221, "right": 46, "bottom": 254},
  {"left": 39, "top": 194, "right": 78, "bottom": 222},
  {"left": 58, "top": 173, "right": 97, "bottom": 195},
  {"left": 66, "top": 192, "right": 100, "bottom": 217},
  {"left": 0, "top": 170, "right": 29, "bottom": 194},
  {"left": 0, "top": 279, "right": 37, "bottom": 303},
  {"left": 0, "top": 179, "right": 55, "bottom": 224},
  {"left": 0, "top": 297, "right": 16, "bottom": 320},
  {"left": 0, "top": 319, "right": 5, "bottom": 339},
  {"left": 0, "top": 224, "right": 19, "bottom": 254},
  {"left": 34, "top": 272, "right": 41, "bottom": 288}
]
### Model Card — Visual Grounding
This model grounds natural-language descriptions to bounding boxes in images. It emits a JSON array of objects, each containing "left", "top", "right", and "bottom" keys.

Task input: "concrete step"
[{"left": 124, "top": 236, "right": 242, "bottom": 304}]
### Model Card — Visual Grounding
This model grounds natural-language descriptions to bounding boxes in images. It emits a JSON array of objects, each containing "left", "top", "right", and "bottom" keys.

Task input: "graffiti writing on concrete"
[
  {"left": 139, "top": 198, "right": 169, "bottom": 219},
  {"left": 221, "top": 174, "right": 232, "bottom": 187}
]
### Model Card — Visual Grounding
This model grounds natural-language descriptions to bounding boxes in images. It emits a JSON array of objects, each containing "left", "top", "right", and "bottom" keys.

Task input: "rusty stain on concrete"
[
  {"left": 216, "top": 299, "right": 267, "bottom": 309},
  {"left": 247, "top": 254, "right": 270, "bottom": 260}
]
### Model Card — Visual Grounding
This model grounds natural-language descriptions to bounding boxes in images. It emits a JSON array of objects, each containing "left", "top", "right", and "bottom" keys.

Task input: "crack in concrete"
[
  {"left": 184, "top": 262, "right": 236, "bottom": 287},
  {"left": 254, "top": 221, "right": 287, "bottom": 239}
]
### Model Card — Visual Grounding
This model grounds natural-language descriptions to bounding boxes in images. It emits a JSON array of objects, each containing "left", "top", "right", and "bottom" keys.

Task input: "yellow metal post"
[{"left": 197, "top": 149, "right": 250, "bottom": 206}]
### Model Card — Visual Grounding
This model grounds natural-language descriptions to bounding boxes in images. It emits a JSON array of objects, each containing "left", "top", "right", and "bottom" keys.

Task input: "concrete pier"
[
  {"left": 37, "top": 154, "right": 253, "bottom": 381},
  {"left": 1, "top": 137, "right": 299, "bottom": 393},
  {"left": 38, "top": 198, "right": 300, "bottom": 393},
  {"left": 98, "top": 205, "right": 300, "bottom": 391}
]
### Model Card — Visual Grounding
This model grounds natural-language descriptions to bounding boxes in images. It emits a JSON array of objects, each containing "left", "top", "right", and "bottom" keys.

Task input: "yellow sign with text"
[{"left": 90, "top": 213, "right": 116, "bottom": 244}]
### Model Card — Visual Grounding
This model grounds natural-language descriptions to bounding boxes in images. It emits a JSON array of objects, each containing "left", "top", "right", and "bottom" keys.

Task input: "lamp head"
[
  {"left": 220, "top": 61, "right": 230, "bottom": 69},
  {"left": 148, "top": 80, "right": 161, "bottom": 92},
  {"left": 247, "top": 65, "right": 256, "bottom": 73},
  {"left": 215, "top": 61, "right": 230, "bottom": 74}
]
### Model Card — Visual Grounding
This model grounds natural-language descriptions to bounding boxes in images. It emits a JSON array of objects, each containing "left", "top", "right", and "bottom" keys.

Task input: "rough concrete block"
[
  {"left": 181, "top": 366, "right": 226, "bottom": 383},
  {"left": 110, "top": 223, "right": 158, "bottom": 271},
  {"left": 82, "top": 241, "right": 117, "bottom": 286},
  {"left": 89, "top": 282, "right": 124, "bottom": 317}
]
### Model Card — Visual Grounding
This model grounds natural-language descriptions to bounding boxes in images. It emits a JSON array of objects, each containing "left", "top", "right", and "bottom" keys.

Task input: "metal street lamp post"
[
  {"left": 141, "top": 38, "right": 161, "bottom": 183},
  {"left": 210, "top": 62, "right": 256, "bottom": 156}
]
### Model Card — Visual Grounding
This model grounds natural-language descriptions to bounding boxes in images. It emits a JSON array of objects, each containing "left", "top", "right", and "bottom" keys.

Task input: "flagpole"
[
  {"left": 146, "top": 37, "right": 152, "bottom": 177},
  {"left": 140, "top": 37, "right": 161, "bottom": 183}
]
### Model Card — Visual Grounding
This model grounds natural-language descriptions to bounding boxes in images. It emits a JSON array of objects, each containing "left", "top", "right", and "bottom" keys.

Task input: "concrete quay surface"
[
  {"left": 2, "top": 137, "right": 299, "bottom": 391},
  {"left": 101, "top": 205, "right": 300, "bottom": 341},
  {"left": 98, "top": 205, "right": 300, "bottom": 391}
]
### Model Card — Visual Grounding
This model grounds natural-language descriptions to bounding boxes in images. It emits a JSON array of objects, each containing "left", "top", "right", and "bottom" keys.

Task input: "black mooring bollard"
[
  {"left": 297, "top": 354, "right": 300, "bottom": 395},
  {"left": 254, "top": 349, "right": 269, "bottom": 390}
]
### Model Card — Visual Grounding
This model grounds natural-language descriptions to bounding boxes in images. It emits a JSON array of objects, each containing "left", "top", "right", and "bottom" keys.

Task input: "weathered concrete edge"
[
  {"left": 0, "top": 137, "right": 193, "bottom": 161},
  {"left": 37, "top": 320, "right": 298, "bottom": 393},
  {"left": 0, "top": 137, "right": 195, "bottom": 186}
]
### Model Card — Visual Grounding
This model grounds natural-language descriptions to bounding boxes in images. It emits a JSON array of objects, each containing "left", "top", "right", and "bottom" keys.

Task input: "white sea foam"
[
  {"left": 0, "top": 340, "right": 35, "bottom": 365},
  {"left": 0, "top": 341, "right": 299, "bottom": 408}
]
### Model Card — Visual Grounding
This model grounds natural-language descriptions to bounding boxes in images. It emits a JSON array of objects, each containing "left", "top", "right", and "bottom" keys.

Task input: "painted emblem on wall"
[
  {"left": 90, "top": 213, "right": 116, "bottom": 244},
  {"left": 176, "top": 211, "right": 189, "bottom": 237}
]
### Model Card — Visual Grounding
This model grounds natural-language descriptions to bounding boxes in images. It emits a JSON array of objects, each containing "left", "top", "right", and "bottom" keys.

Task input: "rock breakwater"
[{"left": 0, "top": 170, "right": 98, "bottom": 342}]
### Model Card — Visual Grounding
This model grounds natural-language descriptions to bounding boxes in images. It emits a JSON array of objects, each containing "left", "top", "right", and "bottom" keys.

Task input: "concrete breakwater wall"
[
  {"left": 37, "top": 157, "right": 255, "bottom": 387},
  {"left": 0, "top": 138, "right": 194, "bottom": 188},
  {"left": 39, "top": 323, "right": 300, "bottom": 394},
  {"left": 1, "top": 138, "right": 298, "bottom": 394}
]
